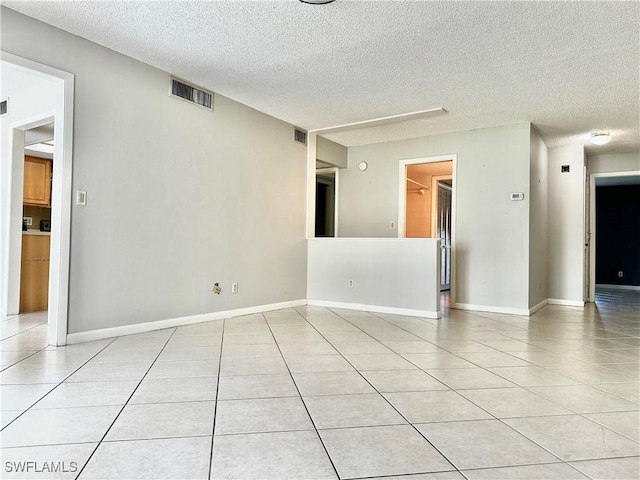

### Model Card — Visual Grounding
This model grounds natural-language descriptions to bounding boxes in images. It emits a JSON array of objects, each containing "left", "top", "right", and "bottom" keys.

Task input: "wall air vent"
[
  {"left": 294, "top": 128, "right": 307, "bottom": 145},
  {"left": 170, "top": 78, "right": 213, "bottom": 110},
  {"left": 0, "top": 100, "right": 7, "bottom": 116}
]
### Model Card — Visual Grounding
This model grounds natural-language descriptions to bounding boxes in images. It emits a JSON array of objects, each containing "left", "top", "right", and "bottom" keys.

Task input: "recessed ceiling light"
[
  {"left": 299, "top": 0, "right": 336, "bottom": 4},
  {"left": 590, "top": 132, "right": 611, "bottom": 145}
]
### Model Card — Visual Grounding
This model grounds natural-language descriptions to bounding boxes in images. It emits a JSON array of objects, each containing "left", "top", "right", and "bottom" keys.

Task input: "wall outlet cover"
[
  {"left": 23, "top": 216, "right": 33, "bottom": 226},
  {"left": 231, "top": 282, "right": 238, "bottom": 294}
]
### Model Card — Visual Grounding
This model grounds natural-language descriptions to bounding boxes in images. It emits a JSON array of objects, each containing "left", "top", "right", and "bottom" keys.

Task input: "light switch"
[{"left": 76, "top": 190, "right": 87, "bottom": 206}]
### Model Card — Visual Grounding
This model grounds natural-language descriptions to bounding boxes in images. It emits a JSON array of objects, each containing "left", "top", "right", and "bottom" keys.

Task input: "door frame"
[
  {"left": 315, "top": 167, "right": 339, "bottom": 237},
  {"left": 398, "top": 154, "right": 457, "bottom": 303},
  {"left": 1, "top": 52, "right": 75, "bottom": 346},
  {"left": 588, "top": 170, "right": 640, "bottom": 302}
]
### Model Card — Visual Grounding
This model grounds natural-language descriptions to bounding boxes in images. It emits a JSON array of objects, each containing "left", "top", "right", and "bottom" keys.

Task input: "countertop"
[{"left": 22, "top": 230, "right": 51, "bottom": 236}]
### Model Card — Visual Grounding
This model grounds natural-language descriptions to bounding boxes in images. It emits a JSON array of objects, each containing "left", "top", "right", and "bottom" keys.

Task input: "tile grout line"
[
  {"left": 207, "top": 318, "right": 226, "bottom": 480},
  {"left": 74, "top": 328, "right": 178, "bottom": 479},
  {"left": 327, "top": 310, "right": 501, "bottom": 472},
  {"left": 261, "top": 311, "right": 342, "bottom": 480},
  {"left": 0, "top": 337, "right": 119, "bottom": 432},
  {"left": 328, "top": 311, "right": 608, "bottom": 470},
  {"left": 366, "top": 311, "right": 638, "bottom": 404},
  {"left": 0, "top": 320, "right": 48, "bottom": 341},
  {"left": 313, "top": 307, "right": 638, "bottom": 471},
  {"left": 0, "top": 344, "right": 50, "bottom": 372},
  {"left": 293, "top": 307, "right": 463, "bottom": 476}
]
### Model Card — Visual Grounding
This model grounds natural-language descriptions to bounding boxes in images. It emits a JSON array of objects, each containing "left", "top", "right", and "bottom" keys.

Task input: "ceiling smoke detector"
[{"left": 590, "top": 132, "right": 611, "bottom": 145}]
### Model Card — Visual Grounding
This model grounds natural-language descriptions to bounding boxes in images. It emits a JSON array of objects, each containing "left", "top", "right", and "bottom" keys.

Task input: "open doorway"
[
  {"left": 398, "top": 155, "right": 457, "bottom": 298},
  {"left": 20, "top": 124, "right": 54, "bottom": 314},
  {"left": 315, "top": 168, "right": 338, "bottom": 237},
  {"left": 1, "top": 53, "right": 74, "bottom": 346},
  {"left": 588, "top": 172, "right": 640, "bottom": 302}
]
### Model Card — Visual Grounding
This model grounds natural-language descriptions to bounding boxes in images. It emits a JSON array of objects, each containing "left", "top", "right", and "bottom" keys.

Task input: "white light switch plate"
[{"left": 76, "top": 190, "right": 87, "bottom": 206}]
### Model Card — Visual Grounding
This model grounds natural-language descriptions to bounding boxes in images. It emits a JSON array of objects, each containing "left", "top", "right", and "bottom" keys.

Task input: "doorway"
[
  {"left": 1, "top": 53, "right": 75, "bottom": 346},
  {"left": 398, "top": 155, "right": 457, "bottom": 297},
  {"left": 315, "top": 168, "right": 338, "bottom": 237},
  {"left": 20, "top": 124, "right": 54, "bottom": 313},
  {"left": 588, "top": 171, "right": 640, "bottom": 301}
]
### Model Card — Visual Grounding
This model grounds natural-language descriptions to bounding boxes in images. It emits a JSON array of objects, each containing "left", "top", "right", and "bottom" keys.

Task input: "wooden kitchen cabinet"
[
  {"left": 23, "top": 156, "right": 52, "bottom": 206},
  {"left": 19, "top": 234, "right": 50, "bottom": 313}
]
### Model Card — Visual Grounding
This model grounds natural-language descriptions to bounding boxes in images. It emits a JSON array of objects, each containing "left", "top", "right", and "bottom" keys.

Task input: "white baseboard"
[
  {"left": 547, "top": 298, "right": 585, "bottom": 307},
  {"left": 596, "top": 284, "right": 640, "bottom": 291},
  {"left": 307, "top": 299, "right": 440, "bottom": 319},
  {"left": 528, "top": 299, "right": 548, "bottom": 315},
  {"left": 66, "top": 299, "right": 307, "bottom": 344},
  {"left": 453, "top": 302, "right": 530, "bottom": 316}
]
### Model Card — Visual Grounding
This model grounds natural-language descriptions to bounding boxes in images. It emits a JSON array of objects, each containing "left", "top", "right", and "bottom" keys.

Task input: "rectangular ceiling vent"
[
  {"left": 170, "top": 77, "right": 213, "bottom": 110},
  {"left": 294, "top": 128, "right": 307, "bottom": 145},
  {"left": 0, "top": 99, "right": 7, "bottom": 116}
]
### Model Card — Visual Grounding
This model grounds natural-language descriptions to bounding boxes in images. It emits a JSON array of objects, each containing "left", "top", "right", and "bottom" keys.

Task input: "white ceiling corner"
[{"left": 4, "top": 1, "right": 639, "bottom": 153}]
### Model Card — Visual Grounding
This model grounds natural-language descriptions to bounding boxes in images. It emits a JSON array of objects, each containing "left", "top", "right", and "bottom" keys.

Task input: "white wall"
[
  {"left": 2, "top": 8, "right": 307, "bottom": 334},
  {"left": 529, "top": 126, "right": 548, "bottom": 308},
  {"left": 317, "top": 136, "right": 347, "bottom": 168},
  {"left": 307, "top": 238, "right": 440, "bottom": 317},
  {"left": 548, "top": 145, "right": 585, "bottom": 303},
  {"left": 0, "top": 67, "right": 60, "bottom": 316},
  {"left": 587, "top": 150, "right": 640, "bottom": 174},
  {"left": 339, "top": 123, "right": 532, "bottom": 312}
]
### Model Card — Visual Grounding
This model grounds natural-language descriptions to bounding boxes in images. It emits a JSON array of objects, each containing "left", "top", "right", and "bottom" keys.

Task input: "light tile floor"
[{"left": 0, "top": 289, "right": 638, "bottom": 479}]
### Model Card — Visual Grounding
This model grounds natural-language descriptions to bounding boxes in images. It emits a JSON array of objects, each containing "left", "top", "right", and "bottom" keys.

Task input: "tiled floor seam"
[
  {"left": 294, "top": 307, "right": 465, "bottom": 477},
  {"left": 74, "top": 327, "right": 179, "bottom": 479},
  {"left": 0, "top": 321, "right": 48, "bottom": 342},
  {"left": 458, "top": 460, "right": 589, "bottom": 477},
  {"left": 207, "top": 318, "right": 226, "bottom": 479},
  {"left": 0, "top": 337, "right": 119, "bottom": 432},
  {"left": 260, "top": 311, "right": 342, "bottom": 480},
  {"left": 0, "top": 344, "right": 49, "bottom": 372},
  {"left": 365, "top": 309, "right": 552, "bottom": 372},
  {"left": 315, "top": 308, "right": 630, "bottom": 473}
]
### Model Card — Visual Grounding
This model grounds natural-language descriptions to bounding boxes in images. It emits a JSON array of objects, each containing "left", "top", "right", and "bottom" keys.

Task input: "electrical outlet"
[
  {"left": 348, "top": 279, "right": 354, "bottom": 288},
  {"left": 618, "top": 271, "right": 624, "bottom": 278},
  {"left": 231, "top": 282, "right": 238, "bottom": 294},
  {"left": 390, "top": 221, "right": 396, "bottom": 230},
  {"left": 211, "top": 282, "right": 222, "bottom": 294},
  {"left": 23, "top": 217, "right": 33, "bottom": 226}
]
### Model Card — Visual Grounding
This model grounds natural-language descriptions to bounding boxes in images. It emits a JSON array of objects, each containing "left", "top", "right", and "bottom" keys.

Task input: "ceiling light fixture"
[
  {"left": 590, "top": 132, "right": 611, "bottom": 145},
  {"left": 299, "top": 0, "right": 336, "bottom": 4}
]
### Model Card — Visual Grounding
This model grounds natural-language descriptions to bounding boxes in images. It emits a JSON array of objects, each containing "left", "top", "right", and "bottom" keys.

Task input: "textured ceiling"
[{"left": 4, "top": 1, "right": 639, "bottom": 153}]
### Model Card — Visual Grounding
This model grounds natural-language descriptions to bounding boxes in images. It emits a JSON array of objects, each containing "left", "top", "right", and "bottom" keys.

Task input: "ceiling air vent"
[
  {"left": 294, "top": 128, "right": 307, "bottom": 145},
  {"left": 0, "top": 100, "right": 7, "bottom": 116},
  {"left": 170, "top": 78, "right": 213, "bottom": 110}
]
